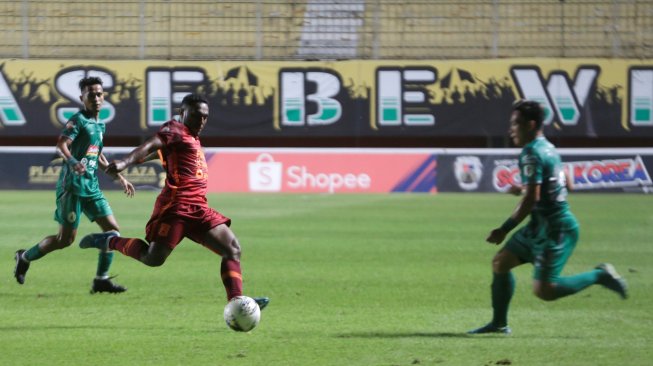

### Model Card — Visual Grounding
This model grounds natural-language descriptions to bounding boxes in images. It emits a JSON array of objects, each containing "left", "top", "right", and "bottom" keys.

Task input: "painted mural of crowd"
[{"left": 0, "top": 62, "right": 631, "bottom": 136}]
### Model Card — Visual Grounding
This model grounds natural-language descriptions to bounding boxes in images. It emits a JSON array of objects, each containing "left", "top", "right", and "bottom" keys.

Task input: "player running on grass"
[
  {"left": 468, "top": 100, "right": 627, "bottom": 335},
  {"left": 79, "top": 93, "right": 269, "bottom": 310},
  {"left": 14, "top": 76, "right": 134, "bottom": 294}
]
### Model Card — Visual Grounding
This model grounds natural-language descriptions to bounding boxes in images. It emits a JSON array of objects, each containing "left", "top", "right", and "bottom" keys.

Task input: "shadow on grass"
[
  {"left": 336, "top": 331, "right": 472, "bottom": 339},
  {"left": 336, "top": 331, "right": 583, "bottom": 340}
]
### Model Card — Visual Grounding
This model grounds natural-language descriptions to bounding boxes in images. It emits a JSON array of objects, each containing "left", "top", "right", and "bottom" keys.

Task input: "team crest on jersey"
[
  {"left": 454, "top": 156, "right": 483, "bottom": 190},
  {"left": 67, "top": 212, "right": 76, "bottom": 223},
  {"left": 523, "top": 164, "right": 535, "bottom": 177}
]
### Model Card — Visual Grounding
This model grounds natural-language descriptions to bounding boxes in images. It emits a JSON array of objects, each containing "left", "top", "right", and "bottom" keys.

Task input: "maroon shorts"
[{"left": 145, "top": 201, "right": 231, "bottom": 249}]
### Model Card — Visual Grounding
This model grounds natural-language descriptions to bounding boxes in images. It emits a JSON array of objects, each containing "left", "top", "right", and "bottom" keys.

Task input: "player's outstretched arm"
[
  {"left": 106, "top": 135, "right": 164, "bottom": 175},
  {"left": 117, "top": 177, "right": 135, "bottom": 197},
  {"left": 99, "top": 153, "right": 135, "bottom": 197},
  {"left": 140, "top": 151, "right": 161, "bottom": 163}
]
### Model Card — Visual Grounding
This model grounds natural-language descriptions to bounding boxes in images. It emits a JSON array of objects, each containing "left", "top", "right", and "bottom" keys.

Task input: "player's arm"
[
  {"left": 507, "top": 184, "right": 523, "bottom": 196},
  {"left": 106, "top": 135, "right": 164, "bottom": 175},
  {"left": 486, "top": 182, "right": 540, "bottom": 245},
  {"left": 56, "top": 135, "right": 85, "bottom": 175},
  {"left": 564, "top": 168, "right": 574, "bottom": 192},
  {"left": 140, "top": 151, "right": 161, "bottom": 163},
  {"left": 99, "top": 153, "right": 135, "bottom": 197}
]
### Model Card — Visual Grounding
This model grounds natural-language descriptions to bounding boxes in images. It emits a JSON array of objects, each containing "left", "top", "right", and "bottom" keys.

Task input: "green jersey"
[
  {"left": 56, "top": 110, "right": 106, "bottom": 198},
  {"left": 519, "top": 136, "right": 578, "bottom": 230}
]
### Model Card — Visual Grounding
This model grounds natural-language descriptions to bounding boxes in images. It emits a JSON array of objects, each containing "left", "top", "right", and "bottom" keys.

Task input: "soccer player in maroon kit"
[{"left": 79, "top": 93, "right": 268, "bottom": 309}]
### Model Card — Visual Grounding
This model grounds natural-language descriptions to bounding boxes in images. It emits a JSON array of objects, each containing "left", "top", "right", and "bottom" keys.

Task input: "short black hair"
[
  {"left": 512, "top": 99, "right": 544, "bottom": 129},
  {"left": 79, "top": 76, "right": 103, "bottom": 93},
  {"left": 181, "top": 93, "right": 209, "bottom": 108}
]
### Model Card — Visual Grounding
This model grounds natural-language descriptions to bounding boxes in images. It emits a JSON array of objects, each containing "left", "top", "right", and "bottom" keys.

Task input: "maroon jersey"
[{"left": 156, "top": 120, "right": 209, "bottom": 205}]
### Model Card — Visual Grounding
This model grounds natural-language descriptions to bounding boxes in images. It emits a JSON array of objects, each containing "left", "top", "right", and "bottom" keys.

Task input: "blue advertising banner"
[
  {"left": 0, "top": 147, "right": 164, "bottom": 191},
  {"left": 436, "top": 148, "right": 653, "bottom": 193}
]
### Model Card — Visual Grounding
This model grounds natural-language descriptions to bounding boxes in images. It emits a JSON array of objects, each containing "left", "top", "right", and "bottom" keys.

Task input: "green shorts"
[
  {"left": 504, "top": 221, "right": 579, "bottom": 283},
  {"left": 54, "top": 190, "right": 113, "bottom": 229}
]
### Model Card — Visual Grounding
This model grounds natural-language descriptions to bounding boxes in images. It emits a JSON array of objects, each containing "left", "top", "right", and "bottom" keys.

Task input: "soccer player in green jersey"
[
  {"left": 468, "top": 100, "right": 628, "bottom": 335},
  {"left": 13, "top": 76, "right": 135, "bottom": 294}
]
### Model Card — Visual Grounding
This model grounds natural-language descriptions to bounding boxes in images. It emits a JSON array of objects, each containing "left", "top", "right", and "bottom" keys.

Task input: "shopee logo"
[
  {"left": 287, "top": 166, "right": 371, "bottom": 193},
  {"left": 248, "top": 154, "right": 283, "bottom": 192},
  {"left": 248, "top": 154, "right": 372, "bottom": 193}
]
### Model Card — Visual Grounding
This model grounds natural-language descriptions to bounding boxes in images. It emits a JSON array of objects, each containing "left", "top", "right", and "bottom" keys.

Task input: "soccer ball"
[{"left": 223, "top": 296, "right": 261, "bottom": 332}]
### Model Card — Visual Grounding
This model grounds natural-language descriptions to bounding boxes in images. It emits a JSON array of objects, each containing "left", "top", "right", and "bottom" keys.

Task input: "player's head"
[
  {"left": 179, "top": 93, "right": 209, "bottom": 136},
  {"left": 78, "top": 76, "right": 104, "bottom": 116},
  {"left": 509, "top": 99, "right": 544, "bottom": 146},
  {"left": 79, "top": 76, "right": 103, "bottom": 93}
]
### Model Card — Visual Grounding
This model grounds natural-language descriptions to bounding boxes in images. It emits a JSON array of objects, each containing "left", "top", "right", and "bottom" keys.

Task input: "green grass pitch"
[{"left": 0, "top": 191, "right": 651, "bottom": 365}]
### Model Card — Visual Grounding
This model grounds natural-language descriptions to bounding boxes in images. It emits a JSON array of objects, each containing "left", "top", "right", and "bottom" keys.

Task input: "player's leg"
[
  {"left": 14, "top": 191, "right": 79, "bottom": 284},
  {"left": 491, "top": 249, "right": 522, "bottom": 326},
  {"left": 15, "top": 225, "right": 76, "bottom": 285},
  {"left": 94, "top": 213, "right": 120, "bottom": 277},
  {"left": 594, "top": 263, "right": 627, "bottom": 299},
  {"left": 87, "top": 209, "right": 127, "bottom": 294},
  {"left": 202, "top": 224, "right": 243, "bottom": 300},
  {"left": 533, "top": 226, "right": 586, "bottom": 300},
  {"left": 80, "top": 225, "right": 176, "bottom": 267},
  {"left": 80, "top": 231, "right": 174, "bottom": 266},
  {"left": 469, "top": 228, "right": 531, "bottom": 334},
  {"left": 85, "top": 196, "right": 127, "bottom": 293},
  {"left": 133, "top": 240, "right": 173, "bottom": 266},
  {"left": 199, "top": 222, "right": 269, "bottom": 309},
  {"left": 468, "top": 249, "right": 522, "bottom": 334},
  {"left": 533, "top": 227, "right": 626, "bottom": 300},
  {"left": 80, "top": 204, "right": 181, "bottom": 267},
  {"left": 126, "top": 215, "right": 181, "bottom": 266}
]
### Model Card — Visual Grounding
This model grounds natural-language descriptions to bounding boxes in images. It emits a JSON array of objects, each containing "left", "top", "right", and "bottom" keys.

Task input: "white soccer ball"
[{"left": 223, "top": 296, "right": 261, "bottom": 332}]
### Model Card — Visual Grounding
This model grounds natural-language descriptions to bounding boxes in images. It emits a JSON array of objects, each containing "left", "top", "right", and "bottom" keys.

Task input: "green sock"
[
  {"left": 491, "top": 272, "right": 515, "bottom": 327},
  {"left": 23, "top": 244, "right": 45, "bottom": 262},
  {"left": 553, "top": 269, "right": 602, "bottom": 298},
  {"left": 96, "top": 251, "right": 114, "bottom": 279}
]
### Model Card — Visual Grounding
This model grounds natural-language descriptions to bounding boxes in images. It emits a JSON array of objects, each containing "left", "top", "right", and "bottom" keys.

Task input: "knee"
[
  {"left": 55, "top": 236, "right": 75, "bottom": 249},
  {"left": 226, "top": 238, "right": 241, "bottom": 260},
  {"left": 491, "top": 250, "right": 521, "bottom": 273},
  {"left": 491, "top": 256, "right": 510, "bottom": 274},
  {"left": 533, "top": 284, "right": 558, "bottom": 301},
  {"left": 100, "top": 216, "right": 120, "bottom": 233},
  {"left": 144, "top": 257, "right": 166, "bottom": 267}
]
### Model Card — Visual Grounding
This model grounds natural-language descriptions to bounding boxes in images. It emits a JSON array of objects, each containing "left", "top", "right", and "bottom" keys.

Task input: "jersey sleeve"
[
  {"left": 60, "top": 115, "right": 81, "bottom": 141},
  {"left": 156, "top": 121, "right": 180, "bottom": 147},
  {"left": 520, "top": 148, "right": 543, "bottom": 185}
]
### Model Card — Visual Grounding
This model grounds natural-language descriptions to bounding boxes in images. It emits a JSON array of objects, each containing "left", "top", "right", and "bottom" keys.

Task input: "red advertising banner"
[{"left": 206, "top": 149, "right": 436, "bottom": 193}]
